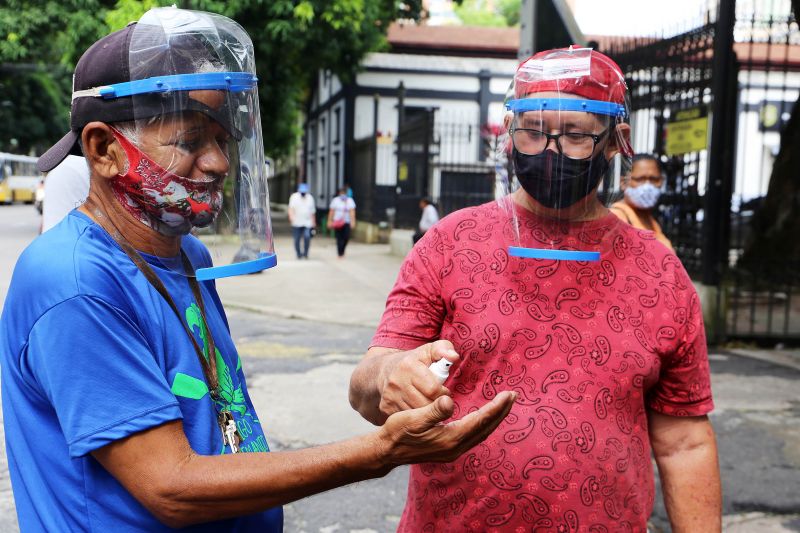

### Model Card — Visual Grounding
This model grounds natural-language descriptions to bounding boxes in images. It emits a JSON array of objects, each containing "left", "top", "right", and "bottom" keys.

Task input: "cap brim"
[{"left": 37, "top": 130, "right": 80, "bottom": 172}]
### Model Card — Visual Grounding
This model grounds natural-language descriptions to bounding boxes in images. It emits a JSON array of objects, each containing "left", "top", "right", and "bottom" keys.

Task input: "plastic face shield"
[
  {"left": 495, "top": 48, "right": 633, "bottom": 262},
  {"left": 108, "top": 7, "right": 275, "bottom": 279}
]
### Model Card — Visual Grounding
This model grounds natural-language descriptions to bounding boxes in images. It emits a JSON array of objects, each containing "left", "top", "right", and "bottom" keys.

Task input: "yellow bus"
[{"left": 0, "top": 152, "right": 41, "bottom": 204}]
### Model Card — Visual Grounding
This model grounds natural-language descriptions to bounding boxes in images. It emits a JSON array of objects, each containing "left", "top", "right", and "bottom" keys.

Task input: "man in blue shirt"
[{"left": 0, "top": 8, "right": 515, "bottom": 532}]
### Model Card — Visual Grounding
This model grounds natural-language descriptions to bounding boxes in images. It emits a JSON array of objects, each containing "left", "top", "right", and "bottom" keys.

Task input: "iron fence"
[{"left": 606, "top": 0, "right": 800, "bottom": 344}]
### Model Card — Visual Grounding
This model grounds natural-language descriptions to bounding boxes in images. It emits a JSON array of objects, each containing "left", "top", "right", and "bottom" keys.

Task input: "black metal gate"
[
  {"left": 607, "top": 20, "right": 722, "bottom": 280},
  {"left": 606, "top": 2, "right": 800, "bottom": 345},
  {"left": 724, "top": 4, "right": 800, "bottom": 345}
]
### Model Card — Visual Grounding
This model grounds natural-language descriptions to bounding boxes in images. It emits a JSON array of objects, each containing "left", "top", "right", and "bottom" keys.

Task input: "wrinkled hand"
[
  {"left": 377, "top": 391, "right": 517, "bottom": 466},
  {"left": 378, "top": 340, "right": 460, "bottom": 418}
]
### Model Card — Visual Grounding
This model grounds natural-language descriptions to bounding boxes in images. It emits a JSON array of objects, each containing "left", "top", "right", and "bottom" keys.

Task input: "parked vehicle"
[{"left": 0, "top": 152, "right": 41, "bottom": 205}]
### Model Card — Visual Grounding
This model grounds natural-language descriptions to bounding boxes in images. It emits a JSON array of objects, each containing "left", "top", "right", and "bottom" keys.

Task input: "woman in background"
[
  {"left": 611, "top": 154, "right": 674, "bottom": 251},
  {"left": 328, "top": 186, "right": 356, "bottom": 258}
]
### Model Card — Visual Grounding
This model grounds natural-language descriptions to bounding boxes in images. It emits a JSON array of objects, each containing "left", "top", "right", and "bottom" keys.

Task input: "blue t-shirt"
[{"left": 0, "top": 211, "right": 282, "bottom": 532}]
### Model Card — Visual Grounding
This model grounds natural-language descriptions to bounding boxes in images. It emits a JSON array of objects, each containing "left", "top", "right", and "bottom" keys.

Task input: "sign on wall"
[
  {"left": 665, "top": 105, "right": 709, "bottom": 156},
  {"left": 759, "top": 100, "right": 793, "bottom": 132}
]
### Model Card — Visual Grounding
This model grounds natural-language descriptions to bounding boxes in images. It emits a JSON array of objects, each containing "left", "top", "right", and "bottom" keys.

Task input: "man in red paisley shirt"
[{"left": 350, "top": 48, "right": 721, "bottom": 533}]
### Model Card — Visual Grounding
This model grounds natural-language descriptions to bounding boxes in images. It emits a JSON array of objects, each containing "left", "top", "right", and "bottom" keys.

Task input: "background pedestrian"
[
  {"left": 328, "top": 186, "right": 356, "bottom": 258},
  {"left": 288, "top": 182, "right": 316, "bottom": 259},
  {"left": 412, "top": 196, "right": 439, "bottom": 244},
  {"left": 610, "top": 153, "right": 673, "bottom": 250}
]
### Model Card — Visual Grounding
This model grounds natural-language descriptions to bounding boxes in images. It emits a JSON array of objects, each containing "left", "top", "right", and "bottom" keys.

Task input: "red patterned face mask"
[{"left": 109, "top": 127, "right": 223, "bottom": 236}]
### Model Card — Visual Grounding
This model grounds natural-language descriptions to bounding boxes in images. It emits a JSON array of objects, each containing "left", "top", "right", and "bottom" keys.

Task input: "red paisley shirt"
[{"left": 372, "top": 201, "right": 714, "bottom": 533}]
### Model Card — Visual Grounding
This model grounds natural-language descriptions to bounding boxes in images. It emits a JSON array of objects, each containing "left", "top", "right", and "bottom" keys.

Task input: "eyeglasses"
[
  {"left": 629, "top": 175, "right": 664, "bottom": 185},
  {"left": 510, "top": 127, "right": 611, "bottom": 160}
]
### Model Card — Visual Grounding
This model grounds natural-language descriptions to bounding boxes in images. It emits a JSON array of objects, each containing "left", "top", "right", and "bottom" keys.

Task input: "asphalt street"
[{"left": 0, "top": 204, "right": 798, "bottom": 532}]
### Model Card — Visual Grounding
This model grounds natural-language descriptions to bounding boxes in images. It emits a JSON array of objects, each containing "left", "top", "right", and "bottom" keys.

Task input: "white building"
[{"left": 303, "top": 24, "right": 519, "bottom": 233}]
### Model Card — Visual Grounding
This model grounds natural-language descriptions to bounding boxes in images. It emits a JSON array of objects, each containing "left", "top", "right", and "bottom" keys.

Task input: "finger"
[
  {"left": 403, "top": 386, "right": 441, "bottom": 410},
  {"left": 407, "top": 395, "right": 455, "bottom": 433},
  {"left": 432, "top": 340, "right": 459, "bottom": 363},
  {"left": 380, "top": 396, "right": 415, "bottom": 416},
  {"left": 421, "top": 340, "right": 459, "bottom": 365},
  {"left": 448, "top": 391, "right": 517, "bottom": 444},
  {"left": 410, "top": 373, "right": 449, "bottom": 401}
]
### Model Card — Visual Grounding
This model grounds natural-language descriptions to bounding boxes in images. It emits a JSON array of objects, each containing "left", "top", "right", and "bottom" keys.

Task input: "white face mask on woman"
[{"left": 624, "top": 182, "right": 662, "bottom": 210}]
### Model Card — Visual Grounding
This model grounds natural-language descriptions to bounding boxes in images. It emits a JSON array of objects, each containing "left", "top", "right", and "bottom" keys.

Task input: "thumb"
[
  {"left": 422, "top": 340, "right": 460, "bottom": 365},
  {"left": 415, "top": 395, "right": 455, "bottom": 430}
]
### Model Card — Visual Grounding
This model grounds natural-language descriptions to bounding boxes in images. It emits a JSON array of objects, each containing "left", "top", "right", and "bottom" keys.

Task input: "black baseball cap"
[{"left": 37, "top": 22, "right": 231, "bottom": 172}]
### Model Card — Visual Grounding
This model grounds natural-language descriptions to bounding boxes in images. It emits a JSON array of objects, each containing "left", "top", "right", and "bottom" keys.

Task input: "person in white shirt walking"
[
  {"left": 413, "top": 197, "right": 439, "bottom": 244},
  {"left": 327, "top": 186, "right": 357, "bottom": 258},
  {"left": 288, "top": 183, "right": 316, "bottom": 259},
  {"left": 41, "top": 155, "right": 90, "bottom": 233}
]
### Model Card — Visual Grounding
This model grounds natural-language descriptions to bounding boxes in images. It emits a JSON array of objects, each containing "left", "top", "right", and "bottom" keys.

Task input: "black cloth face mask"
[{"left": 513, "top": 149, "right": 610, "bottom": 209}]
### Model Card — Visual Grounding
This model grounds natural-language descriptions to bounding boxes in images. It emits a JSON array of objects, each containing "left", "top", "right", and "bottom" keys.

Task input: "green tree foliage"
[
  {"left": 454, "top": 0, "right": 520, "bottom": 27},
  {"left": 201, "top": 0, "right": 423, "bottom": 159},
  {"left": 498, "top": 0, "right": 521, "bottom": 26},
  {"left": 1, "top": 0, "right": 423, "bottom": 159},
  {"left": 0, "top": 0, "right": 114, "bottom": 154}
]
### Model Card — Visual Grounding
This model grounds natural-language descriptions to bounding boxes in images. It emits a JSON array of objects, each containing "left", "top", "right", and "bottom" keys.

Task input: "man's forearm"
[
  {"left": 163, "top": 433, "right": 388, "bottom": 527},
  {"left": 652, "top": 417, "right": 722, "bottom": 532},
  {"left": 95, "top": 388, "right": 516, "bottom": 529}
]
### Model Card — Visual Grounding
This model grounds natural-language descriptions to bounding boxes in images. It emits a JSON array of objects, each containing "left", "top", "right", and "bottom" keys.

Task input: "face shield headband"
[
  {"left": 72, "top": 72, "right": 255, "bottom": 138},
  {"left": 73, "top": 72, "right": 257, "bottom": 99},
  {"left": 505, "top": 98, "right": 627, "bottom": 119}
]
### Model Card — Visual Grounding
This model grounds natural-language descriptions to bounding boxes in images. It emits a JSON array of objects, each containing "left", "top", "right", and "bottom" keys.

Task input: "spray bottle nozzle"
[{"left": 428, "top": 358, "right": 453, "bottom": 383}]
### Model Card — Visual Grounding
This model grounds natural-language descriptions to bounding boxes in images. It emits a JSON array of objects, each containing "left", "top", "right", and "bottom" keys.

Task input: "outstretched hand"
[{"left": 377, "top": 390, "right": 517, "bottom": 467}]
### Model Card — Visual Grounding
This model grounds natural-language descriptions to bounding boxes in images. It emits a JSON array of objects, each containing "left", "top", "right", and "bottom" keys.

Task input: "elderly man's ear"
[
  {"left": 605, "top": 122, "right": 631, "bottom": 159},
  {"left": 82, "top": 122, "right": 126, "bottom": 179}
]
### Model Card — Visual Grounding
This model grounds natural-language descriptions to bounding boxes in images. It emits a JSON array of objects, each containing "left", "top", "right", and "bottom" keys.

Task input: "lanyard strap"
[{"left": 90, "top": 208, "right": 221, "bottom": 400}]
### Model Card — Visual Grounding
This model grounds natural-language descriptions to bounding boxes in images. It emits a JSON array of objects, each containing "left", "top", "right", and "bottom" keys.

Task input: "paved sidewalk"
[{"left": 215, "top": 218, "right": 403, "bottom": 329}]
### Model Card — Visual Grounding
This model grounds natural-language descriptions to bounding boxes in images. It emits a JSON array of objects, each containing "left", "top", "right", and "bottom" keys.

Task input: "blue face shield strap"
[
  {"left": 74, "top": 72, "right": 258, "bottom": 100},
  {"left": 508, "top": 247, "right": 600, "bottom": 262},
  {"left": 196, "top": 252, "right": 277, "bottom": 281},
  {"left": 506, "top": 98, "right": 627, "bottom": 118}
]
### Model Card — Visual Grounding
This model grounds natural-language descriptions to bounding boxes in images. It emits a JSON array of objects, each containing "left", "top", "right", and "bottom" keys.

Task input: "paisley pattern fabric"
[{"left": 372, "top": 201, "right": 713, "bottom": 533}]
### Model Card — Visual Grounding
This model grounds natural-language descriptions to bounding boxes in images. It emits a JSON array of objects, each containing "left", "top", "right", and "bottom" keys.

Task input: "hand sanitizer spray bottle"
[{"left": 428, "top": 359, "right": 453, "bottom": 383}]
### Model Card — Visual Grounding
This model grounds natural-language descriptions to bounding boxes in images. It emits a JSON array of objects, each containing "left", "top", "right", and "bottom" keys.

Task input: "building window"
[
  {"left": 319, "top": 116, "right": 327, "bottom": 147},
  {"left": 307, "top": 159, "right": 316, "bottom": 194},
  {"left": 333, "top": 151, "right": 340, "bottom": 184},
  {"left": 308, "top": 123, "right": 317, "bottom": 153},
  {"left": 334, "top": 107, "right": 341, "bottom": 144}
]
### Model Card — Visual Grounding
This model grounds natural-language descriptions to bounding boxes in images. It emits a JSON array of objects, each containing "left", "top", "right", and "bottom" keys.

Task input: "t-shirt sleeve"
[
  {"left": 23, "top": 296, "right": 182, "bottom": 457},
  {"left": 371, "top": 227, "right": 447, "bottom": 350},
  {"left": 646, "top": 278, "right": 714, "bottom": 417},
  {"left": 347, "top": 198, "right": 356, "bottom": 210}
]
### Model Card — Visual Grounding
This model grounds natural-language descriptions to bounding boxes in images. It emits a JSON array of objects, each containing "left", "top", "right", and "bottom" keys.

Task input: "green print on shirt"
[{"left": 169, "top": 303, "right": 264, "bottom": 453}]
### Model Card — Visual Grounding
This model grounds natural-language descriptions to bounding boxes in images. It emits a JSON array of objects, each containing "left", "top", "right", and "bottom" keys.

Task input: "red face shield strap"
[{"left": 109, "top": 127, "right": 222, "bottom": 236}]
